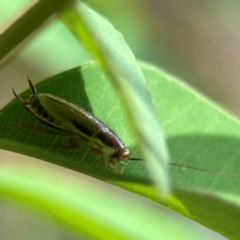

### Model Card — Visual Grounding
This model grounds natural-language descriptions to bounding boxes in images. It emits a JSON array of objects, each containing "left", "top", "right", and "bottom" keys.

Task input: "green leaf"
[
  {"left": 143, "top": 62, "right": 240, "bottom": 239},
  {"left": 59, "top": 2, "right": 170, "bottom": 196},
  {"left": 0, "top": 163, "right": 221, "bottom": 240},
  {"left": 1, "top": 62, "right": 240, "bottom": 239},
  {"left": 2, "top": 2, "right": 240, "bottom": 238},
  {"left": 0, "top": 63, "right": 147, "bottom": 182},
  {"left": 144, "top": 63, "right": 240, "bottom": 202}
]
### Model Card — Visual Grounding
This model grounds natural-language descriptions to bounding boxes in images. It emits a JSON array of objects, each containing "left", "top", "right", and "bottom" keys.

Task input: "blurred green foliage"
[{"left": 1, "top": 1, "right": 240, "bottom": 239}]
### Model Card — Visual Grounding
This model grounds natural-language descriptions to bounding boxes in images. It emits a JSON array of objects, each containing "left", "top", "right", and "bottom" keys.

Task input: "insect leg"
[
  {"left": 0, "top": 123, "right": 21, "bottom": 129},
  {"left": 105, "top": 155, "right": 118, "bottom": 172},
  {"left": 119, "top": 161, "right": 127, "bottom": 175},
  {"left": 89, "top": 145, "right": 115, "bottom": 171},
  {"left": 89, "top": 145, "right": 106, "bottom": 167},
  {"left": 53, "top": 136, "right": 80, "bottom": 149},
  {"left": 0, "top": 122, "right": 60, "bottom": 135}
]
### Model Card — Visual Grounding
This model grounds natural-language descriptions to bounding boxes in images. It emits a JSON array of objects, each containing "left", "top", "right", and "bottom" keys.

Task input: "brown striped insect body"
[
  {"left": 13, "top": 78, "right": 130, "bottom": 166},
  {"left": 12, "top": 78, "right": 240, "bottom": 178}
]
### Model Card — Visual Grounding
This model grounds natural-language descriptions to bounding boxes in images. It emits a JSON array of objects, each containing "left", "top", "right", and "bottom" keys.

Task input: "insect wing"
[{"left": 37, "top": 93, "right": 100, "bottom": 140}]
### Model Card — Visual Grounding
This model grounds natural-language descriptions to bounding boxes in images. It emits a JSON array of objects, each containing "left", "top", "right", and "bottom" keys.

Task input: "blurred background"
[
  {"left": 84, "top": 0, "right": 240, "bottom": 116},
  {"left": 1, "top": 0, "right": 238, "bottom": 238},
  {"left": 2, "top": 0, "right": 240, "bottom": 115}
]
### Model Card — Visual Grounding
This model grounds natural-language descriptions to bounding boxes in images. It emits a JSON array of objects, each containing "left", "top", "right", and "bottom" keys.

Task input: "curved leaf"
[
  {"left": 59, "top": 2, "right": 170, "bottom": 196},
  {"left": 0, "top": 63, "right": 147, "bottom": 182},
  {"left": 1, "top": 62, "right": 240, "bottom": 238},
  {"left": 0, "top": 163, "right": 222, "bottom": 240}
]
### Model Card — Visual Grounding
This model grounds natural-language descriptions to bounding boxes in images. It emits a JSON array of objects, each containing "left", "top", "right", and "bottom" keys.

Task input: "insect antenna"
[
  {"left": 27, "top": 76, "right": 37, "bottom": 94},
  {"left": 128, "top": 157, "right": 144, "bottom": 160},
  {"left": 169, "top": 163, "right": 240, "bottom": 178},
  {"left": 128, "top": 157, "right": 240, "bottom": 178},
  {"left": 12, "top": 88, "right": 25, "bottom": 104}
]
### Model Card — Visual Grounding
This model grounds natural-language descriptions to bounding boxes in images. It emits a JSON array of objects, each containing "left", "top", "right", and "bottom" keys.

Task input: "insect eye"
[{"left": 111, "top": 148, "right": 130, "bottom": 161}]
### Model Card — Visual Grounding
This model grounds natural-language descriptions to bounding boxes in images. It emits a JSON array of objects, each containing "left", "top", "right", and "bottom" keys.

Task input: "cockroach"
[
  {"left": 12, "top": 77, "right": 136, "bottom": 167},
  {"left": 11, "top": 77, "right": 240, "bottom": 178}
]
